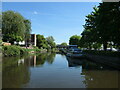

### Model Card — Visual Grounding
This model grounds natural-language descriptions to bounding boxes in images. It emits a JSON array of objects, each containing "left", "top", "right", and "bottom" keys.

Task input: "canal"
[{"left": 2, "top": 53, "right": 120, "bottom": 88}]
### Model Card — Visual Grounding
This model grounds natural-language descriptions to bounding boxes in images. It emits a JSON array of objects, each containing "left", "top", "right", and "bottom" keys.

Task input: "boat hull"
[{"left": 66, "top": 53, "right": 85, "bottom": 59}]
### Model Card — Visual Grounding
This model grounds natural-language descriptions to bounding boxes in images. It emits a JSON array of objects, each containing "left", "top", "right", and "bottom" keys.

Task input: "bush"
[
  {"left": 32, "top": 46, "right": 39, "bottom": 49},
  {"left": 2, "top": 45, "right": 28, "bottom": 56},
  {"left": 19, "top": 48, "right": 28, "bottom": 54}
]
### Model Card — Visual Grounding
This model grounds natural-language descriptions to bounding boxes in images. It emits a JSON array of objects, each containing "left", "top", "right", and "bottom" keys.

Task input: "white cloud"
[
  {"left": 33, "top": 11, "right": 38, "bottom": 15},
  {"left": 32, "top": 11, "right": 55, "bottom": 16}
]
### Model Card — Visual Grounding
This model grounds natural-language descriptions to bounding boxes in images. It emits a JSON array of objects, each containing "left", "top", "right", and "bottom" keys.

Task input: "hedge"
[{"left": 2, "top": 45, "right": 28, "bottom": 56}]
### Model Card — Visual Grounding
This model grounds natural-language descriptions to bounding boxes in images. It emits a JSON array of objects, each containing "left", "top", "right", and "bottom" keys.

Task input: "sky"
[{"left": 3, "top": 2, "right": 100, "bottom": 44}]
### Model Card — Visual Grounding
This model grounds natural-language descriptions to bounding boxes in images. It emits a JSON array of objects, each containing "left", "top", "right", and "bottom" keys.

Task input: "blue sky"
[{"left": 3, "top": 2, "right": 100, "bottom": 44}]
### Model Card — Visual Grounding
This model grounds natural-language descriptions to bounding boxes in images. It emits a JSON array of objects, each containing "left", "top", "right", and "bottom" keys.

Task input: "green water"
[{"left": 2, "top": 53, "right": 120, "bottom": 88}]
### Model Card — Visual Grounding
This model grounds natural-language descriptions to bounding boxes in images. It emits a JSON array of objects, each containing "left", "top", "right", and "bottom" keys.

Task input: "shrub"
[
  {"left": 32, "top": 46, "right": 39, "bottom": 49},
  {"left": 19, "top": 48, "right": 28, "bottom": 54},
  {"left": 2, "top": 45, "right": 28, "bottom": 56}
]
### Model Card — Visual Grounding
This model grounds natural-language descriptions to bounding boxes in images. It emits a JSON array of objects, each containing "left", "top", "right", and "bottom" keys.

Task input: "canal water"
[{"left": 2, "top": 53, "right": 120, "bottom": 88}]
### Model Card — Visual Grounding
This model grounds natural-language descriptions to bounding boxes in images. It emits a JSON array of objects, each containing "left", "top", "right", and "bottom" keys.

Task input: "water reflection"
[
  {"left": 2, "top": 53, "right": 119, "bottom": 88},
  {"left": 2, "top": 56, "right": 30, "bottom": 88},
  {"left": 25, "top": 53, "right": 56, "bottom": 67},
  {"left": 2, "top": 53, "right": 56, "bottom": 88}
]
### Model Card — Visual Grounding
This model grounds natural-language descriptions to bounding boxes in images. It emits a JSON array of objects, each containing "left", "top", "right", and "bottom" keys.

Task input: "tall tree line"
[{"left": 79, "top": 2, "right": 120, "bottom": 51}]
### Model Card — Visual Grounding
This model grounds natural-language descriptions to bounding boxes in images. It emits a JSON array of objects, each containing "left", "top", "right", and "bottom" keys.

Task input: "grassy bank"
[
  {"left": 2, "top": 45, "right": 41, "bottom": 57},
  {"left": 83, "top": 50, "right": 120, "bottom": 57}
]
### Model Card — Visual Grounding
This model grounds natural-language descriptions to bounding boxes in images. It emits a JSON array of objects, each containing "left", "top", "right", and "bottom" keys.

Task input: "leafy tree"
[
  {"left": 61, "top": 42, "right": 67, "bottom": 46},
  {"left": 92, "top": 42, "right": 102, "bottom": 50},
  {"left": 2, "top": 11, "right": 26, "bottom": 44},
  {"left": 80, "top": 2, "right": 120, "bottom": 51},
  {"left": 79, "top": 6, "right": 99, "bottom": 50},
  {"left": 69, "top": 35, "right": 81, "bottom": 45},
  {"left": 95, "top": 2, "right": 120, "bottom": 50},
  {"left": 46, "top": 36, "right": 56, "bottom": 49},
  {"left": 36, "top": 34, "right": 48, "bottom": 49},
  {"left": 0, "top": 14, "right": 2, "bottom": 29},
  {"left": 24, "top": 19, "right": 31, "bottom": 47}
]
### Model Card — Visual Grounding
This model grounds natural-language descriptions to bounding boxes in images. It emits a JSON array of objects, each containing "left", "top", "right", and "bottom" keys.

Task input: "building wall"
[
  {"left": 30, "top": 34, "right": 36, "bottom": 46},
  {"left": 14, "top": 34, "right": 36, "bottom": 46}
]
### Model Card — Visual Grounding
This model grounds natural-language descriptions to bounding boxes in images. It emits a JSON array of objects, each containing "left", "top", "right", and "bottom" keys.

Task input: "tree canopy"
[
  {"left": 46, "top": 36, "right": 56, "bottom": 49},
  {"left": 2, "top": 10, "right": 31, "bottom": 44},
  {"left": 69, "top": 35, "right": 81, "bottom": 45},
  {"left": 36, "top": 34, "right": 48, "bottom": 49},
  {"left": 61, "top": 42, "right": 67, "bottom": 46},
  {"left": 79, "top": 2, "right": 120, "bottom": 51}
]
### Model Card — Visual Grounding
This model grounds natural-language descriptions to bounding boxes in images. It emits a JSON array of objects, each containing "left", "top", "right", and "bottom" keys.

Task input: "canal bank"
[{"left": 59, "top": 49, "right": 120, "bottom": 70}]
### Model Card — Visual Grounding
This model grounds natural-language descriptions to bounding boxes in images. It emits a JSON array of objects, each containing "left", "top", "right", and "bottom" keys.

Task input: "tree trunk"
[{"left": 103, "top": 42, "right": 107, "bottom": 51}]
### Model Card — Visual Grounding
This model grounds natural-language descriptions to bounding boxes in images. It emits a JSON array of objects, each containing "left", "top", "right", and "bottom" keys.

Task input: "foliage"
[
  {"left": 2, "top": 11, "right": 26, "bottom": 44},
  {"left": 80, "top": 2, "right": 120, "bottom": 51},
  {"left": 2, "top": 10, "right": 31, "bottom": 44},
  {"left": 2, "top": 45, "right": 28, "bottom": 56},
  {"left": 46, "top": 36, "right": 56, "bottom": 49},
  {"left": 24, "top": 19, "right": 31, "bottom": 46},
  {"left": 36, "top": 34, "right": 49, "bottom": 49},
  {"left": 61, "top": 42, "right": 67, "bottom": 46},
  {"left": 69, "top": 35, "right": 81, "bottom": 45},
  {"left": 92, "top": 42, "right": 102, "bottom": 50},
  {"left": 0, "top": 40, "right": 2, "bottom": 45},
  {"left": 32, "top": 46, "right": 39, "bottom": 49},
  {"left": 0, "top": 14, "right": 2, "bottom": 29}
]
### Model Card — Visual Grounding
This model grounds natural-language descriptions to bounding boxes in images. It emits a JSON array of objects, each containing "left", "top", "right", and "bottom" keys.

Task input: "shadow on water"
[
  {"left": 2, "top": 53, "right": 120, "bottom": 88},
  {"left": 66, "top": 56, "right": 118, "bottom": 70},
  {"left": 66, "top": 56, "right": 119, "bottom": 88}
]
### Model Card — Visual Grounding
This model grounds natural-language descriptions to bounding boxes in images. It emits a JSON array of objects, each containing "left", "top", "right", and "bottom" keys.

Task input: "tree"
[
  {"left": 46, "top": 36, "right": 56, "bottom": 49},
  {"left": 2, "top": 11, "right": 26, "bottom": 44},
  {"left": 61, "top": 42, "right": 67, "bottom": 46},
  {"left": 69, "top": 35, "right": 81, "bottom": 45},
  {"left": 95, "top": 2, "right": 120, "bottom": 50},
  {"left": 80, "top": 2, "right": 120, "bottom": 51},
  {"left": 36, "top": 34, "right": 48, "bottom": 49},
  {"left": 24, "top": 19, "right": 31, "bottom": 47},
  {"left": 92, "top": 42, "right": 102, "bottom": 50},
  {"left": 0, "top": 14, "right": 2, "bottom": 29},
  {"left": 79, "top": 6, "right": 99, "bottom": 50}
]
